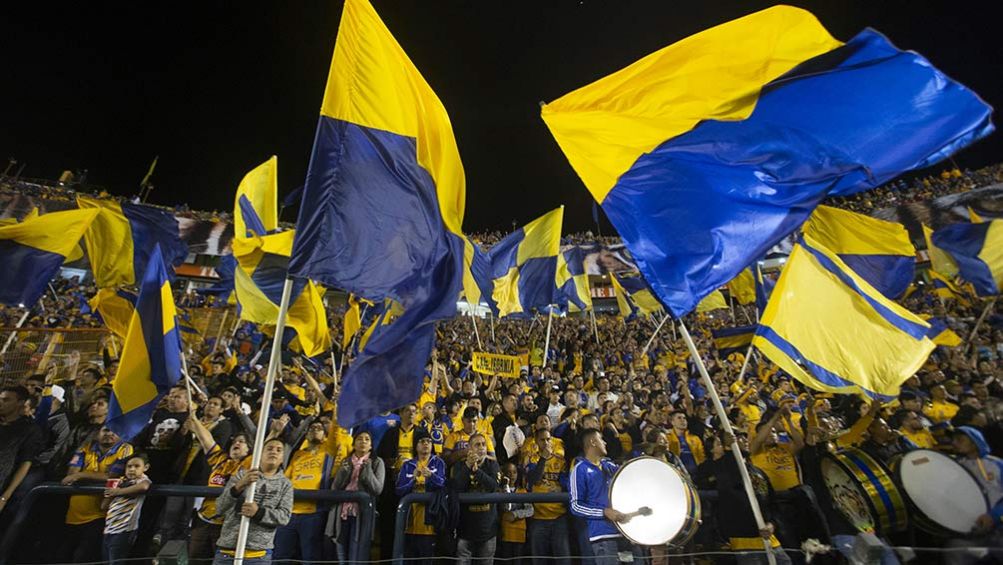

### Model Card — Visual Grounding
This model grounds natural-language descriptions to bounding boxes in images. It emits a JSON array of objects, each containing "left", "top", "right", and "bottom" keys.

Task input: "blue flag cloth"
[
  {"left": 106, "top": 245, "right": 183, "bottom": 440},
  {"left": 288, "top": 0, "right": 469, "bottom": 427},
  {"left": 200, "top": 254, "right": 236, "bottom": 302},
  {"left": 542, "top": 6, "right": 993, "bottom": 317},
  {"left": 932, "top": 220, "right": 1003, "bottom": 296}
]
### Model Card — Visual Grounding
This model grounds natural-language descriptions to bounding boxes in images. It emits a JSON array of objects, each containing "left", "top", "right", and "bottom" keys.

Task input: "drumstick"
[{"left": 617, "top": 506, "right": 653, "bottom": 522}]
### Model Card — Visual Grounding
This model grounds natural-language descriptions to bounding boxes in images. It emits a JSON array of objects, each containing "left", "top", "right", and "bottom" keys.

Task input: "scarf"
[{"left": 340, "top": 452, "right": 369, "bottom": 520}]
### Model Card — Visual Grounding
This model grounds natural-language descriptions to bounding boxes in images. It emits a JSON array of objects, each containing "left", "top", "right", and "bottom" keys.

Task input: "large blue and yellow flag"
[
  {"left": 106, "top": 245, "right": 183, "bottom": 440},
  {"left": 923, "top": 225, "right": 959, "bottom": 278},
  {"left": 89, "top": 287, "right": 138, "bottom": 338},
  {"left": 931, "top": 220, "right": 1003, "bottom": 297},
  {"left": 288, "top": 0, "right": 469, "bottom": 426},
  {"left": 753, "top": 236, "right": 941, "bottom": 399},
  {"left": 232, "top": 158, "right": 331, "bottom": 357},
  {"left": 556, "top": 246, "right": 592, "bottom": 312},
  {"left": 473, "top": 207, "right": 563, "bottom": 318},
  {"left": 803, "top": 206, "right": 916, "bottom": 298},
  {"left": 77, "top": 196, "right": 188, "bottom": 288},
  {"left": 542, "top": 6, "right": 992, "bottom": 317},
  {"left": 0, "top": 208, "right": 99, "bottom": 306}
]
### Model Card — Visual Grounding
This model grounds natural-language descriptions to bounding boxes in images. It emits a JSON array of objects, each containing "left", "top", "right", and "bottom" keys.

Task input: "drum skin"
[
  {"left": 607, "top": 456, "right": 702, "bottom": 547},
  {"left": 891, "top": 449, "right": 990, "bottom": 537},
  {"left": 820, "top": 447, "right": 907, "bottom": 534}
]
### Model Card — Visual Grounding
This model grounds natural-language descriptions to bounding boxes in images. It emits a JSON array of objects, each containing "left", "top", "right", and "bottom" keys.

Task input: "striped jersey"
[{"left": 103, "top": 476, "right": 151, "bottom": 534}]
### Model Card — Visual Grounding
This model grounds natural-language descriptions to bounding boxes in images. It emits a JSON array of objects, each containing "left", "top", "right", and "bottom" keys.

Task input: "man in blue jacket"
[
  {"left": 947, "top": 426, "right": 1003, "bottom": 564},
  {"left": 568, "top": 428, "right": 632, "bottom": 565}
]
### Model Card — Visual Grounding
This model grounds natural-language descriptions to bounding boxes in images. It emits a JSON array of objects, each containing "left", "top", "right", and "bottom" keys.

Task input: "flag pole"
[
  {"left": 542, "top": 307, "right": 554, "bottom": 367},
  {"left": 590, "top": 308, "right": 600, "bottom": 345},
  {"left": 179, "top": 350, "right": 206, "bottom": 400},
  {"left": 736, "top": 344, "right": 756, "bottom": 383},
  {"left": 234, "top": 277, "right": 295, "bottom": 565},
  {"left": 640, "top": 313, "right": 670, "bottom": 359},
  {"left": 488, "top": 309, "right": 496, "bottom": 343},
  {"left": 330, "top": 349, "right": 339, "bottom": 389},
  {"left": 679, "top": 321, "right": 777, "bottom": 565},
  {"left": 467, "top": 301, "right": 482, "bottom": 349},
  {"left": 966, "top": 297, "right": 998, "bottom": 355},
  {"left": 214, "top": 309, "right": 230, "bottom": 351},
  {"left": 0, "top": 309, "right": 31, "bottom": 356}
]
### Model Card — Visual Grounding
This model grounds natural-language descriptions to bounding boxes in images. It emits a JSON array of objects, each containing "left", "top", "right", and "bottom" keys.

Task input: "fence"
[
  {"left": 0, "top": 327, "right": 110, "bottom": 386},
  {"left": 0, "top": 483, "right": 375, "bottom": 564}
]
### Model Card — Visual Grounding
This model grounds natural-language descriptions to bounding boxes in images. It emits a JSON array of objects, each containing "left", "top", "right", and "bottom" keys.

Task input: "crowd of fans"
[{"left": 1, "top": 164, "right": 1003, "bottom": 565}]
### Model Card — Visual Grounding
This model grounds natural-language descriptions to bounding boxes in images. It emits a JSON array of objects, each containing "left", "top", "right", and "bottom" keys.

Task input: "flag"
[
  {"left": 712, "top": 325, "right": 756, "bottom": 357},
  {"left": 231, "top": 158, "right": 331, "bottom": 357},
  {"left": 754, "top": 264, "right": 774, "bottom": 313},
  {"left": 140, "top": 156, "right": 158, "bottom": 187},
  {"left": 77, "top": 196, "right": 188, "bottom": 288},
  {"left": 200, "top": 254, "right": 236, "bottom": 302},
  {"left": 696, "top": 290, "right": 728, "bottom": 313},
  {"left": 931, "top": 220, "right": 1003, "bottom": 296},
  {"left": 0, "top": 208, "right": 99, "bottom": 306},
  {"left": 969, "top": 206, "right": 984, "bottom": 224},
  {"left": 0, "top": 208, "right": 83, "bottom": 263},
  {"left": 106, "top": 245, "right": 183, "bottom": 440},
  {"left": 556, "top": 247, "right": 592, "bottom": 312},
  {"left": 287, "top": 0, "right": 469, "bottom": 426},
  {"left": 343, "top": 295, "right": 364, "bottom": 349},
  {"left": 727, "top": 268, "right": 756, "bottom": 306},
  {"left": 928, "top": 269, "right": 969, "bottom": 304},
  {"left": 802, "top": 205, "right": 915, "bottom": 298},
  {"left": 923, "top": 224, "right": 959, "bottom": 278},
  {"left": 753, "top": 236, "right": 940, "bottom": 399},
  {"left": 922, "top": 316, "right": 962, "bottom": 347},
  {"left": 610, "top": 273, "right": 663, "bottom": 318},
  {"left": 541, "top": 5, "right": 993, "bottom": 317},
  {"left": 89, "top": 288, "right": 138, "bottom": 338},
  {"left": 474, "top": 207, "right": 563, "bottom": 317}
]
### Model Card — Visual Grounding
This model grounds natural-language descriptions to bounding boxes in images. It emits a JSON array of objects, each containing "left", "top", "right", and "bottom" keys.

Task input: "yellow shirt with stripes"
[
  {"left": 199, "top": 444, "right": 250, "bottom": 524},
  {"left": 65, "top": 441, "right": 133, "bottom": 525},
  {"left": 286, "top": 446, "right": 334, "bottom": 514}
]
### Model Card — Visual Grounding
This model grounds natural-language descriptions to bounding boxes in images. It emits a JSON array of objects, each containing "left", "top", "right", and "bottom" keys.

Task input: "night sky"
[{"left": 3, "top": 1, "right": 1001, "bottom": 233}]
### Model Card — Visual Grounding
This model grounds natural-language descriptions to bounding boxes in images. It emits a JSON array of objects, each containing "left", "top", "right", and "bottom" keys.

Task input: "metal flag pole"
[
  {"left": 679, "top": 321, "right": 777, "bottom": 565},
  {"left": 234, "top": 278, "right": 295, "bottom": 565},
  {"left": 640, "top": 313, "right": 670, "bottom": 359},
  {"left": 468, "top": 301, "right": 482, "bottom": 349},
  {"left": 0, "top": 309, "right": 31, "bottom": 356},
  {"left": 542, "top": 307, "right": 555, "bottom": 367}
]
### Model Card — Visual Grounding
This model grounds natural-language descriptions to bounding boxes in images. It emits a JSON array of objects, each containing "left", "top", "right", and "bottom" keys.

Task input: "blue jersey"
[{"left": 569, "top": 456, "right": 620, "bottom": 541}]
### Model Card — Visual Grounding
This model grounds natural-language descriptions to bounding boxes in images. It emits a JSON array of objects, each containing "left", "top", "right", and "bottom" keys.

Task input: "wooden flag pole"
[
  {"left": 234, "top": 277, "right": 295, "bottom": 565},
  {"left": 966, "top": 297, "right": 998, "bottom": 355},
  {"left": 590, "top": 308, "right": 600, "bottom": 345},
  {"left": 468, "top": 301, "right": 482, "bottom": 349},
  {"left": 0, "top": 309, "right": 31, "bottom": 356},
  {"left": 488, "top": 309, "right": 496, "bottom": 343},
  {"left": 214, "top": 309, "right": 230, "bottom": 351},
  {"left": 640, "top": 314, "right": 670, "bottom": 360},
  {"left": 679, "top": 321, "right": 777, "bottom": 565},
  {"left": 542, "top": 307, "right": 555, "bottom": 367}
]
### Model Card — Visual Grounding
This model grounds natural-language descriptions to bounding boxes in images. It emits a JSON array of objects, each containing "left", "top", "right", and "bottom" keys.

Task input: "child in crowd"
[
  {"left": 101, "top": 453, "right": 152, "bottom": 565},
  {"left": 498, "top": 461, "right": 533, "bottom": 565}
]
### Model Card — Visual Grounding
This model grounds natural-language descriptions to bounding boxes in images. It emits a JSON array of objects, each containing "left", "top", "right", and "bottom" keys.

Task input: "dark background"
[{"left": 2, "top": 1, "right": 1000, "bottom": 233}]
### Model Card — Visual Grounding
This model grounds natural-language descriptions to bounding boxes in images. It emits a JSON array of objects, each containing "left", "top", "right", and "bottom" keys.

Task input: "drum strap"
[{"left": 977, "top": 459, "right": 993, "bottom": 482}]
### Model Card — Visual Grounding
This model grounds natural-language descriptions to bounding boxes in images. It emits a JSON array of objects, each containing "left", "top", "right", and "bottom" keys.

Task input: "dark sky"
[{"left": 3, "top": 1, "right": 1001, "bottom": 233}]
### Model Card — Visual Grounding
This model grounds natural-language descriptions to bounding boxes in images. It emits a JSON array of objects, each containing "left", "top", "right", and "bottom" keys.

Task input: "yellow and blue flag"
[
  {"left": 231, "top": 158, "right": 331, "bottom": 357},
  {"left": 106, "top": 245, "right": 183, "bottom": 440},
  {"left": 473, "top": 207, "right": 563, "bottom": 318},
  {"left": 928, "top": 269, "right": 970, "bottom": 304},
  {"left": 200, "top": 254, "right": 236, "bottom": 303},
  {"left": 0, "top": 208, "right": 99, "bottom": 306},
  {"left": 541, "top": 5, "right": 992, "bottom": 317},
  {"left": 803, "top": 205, "right": 916, "bottom": 298},
  {"left": 556, "top": 247, "right": 592, "bottom": 312},
  {"left": 923, "top": 224, "right": 959, "bottom": 278},
  {"left": 610, "top": 273, "right": 663, "bottom": 318},
  {"left": 89, "top": 287, "right": 138, "bottom": 338},
  {"left": 77, "top": 196, "right": 188, "bottom": 288},
  {"left": 696, "top": 290, "right": 728, "bottom": 313},
  {"left": 287, "top": 0, "right": 469, "bottom": 426},
  {"left": 931, "top": 220, "right": 1003, "bottom": 297},
  {"left": 712, "top": 325, "right": 756, "bottom": 357},
  {"left": 753, "top": 236, "right": 941, "bottom": 399},
  {"left": 754, "top": 264, "right": 775, "bottom": 313},
  {"left": 727, "top": 268, "right": 756, "bottom": 306}
]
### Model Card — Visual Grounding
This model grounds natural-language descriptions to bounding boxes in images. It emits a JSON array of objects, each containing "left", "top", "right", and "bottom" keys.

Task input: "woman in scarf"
[{"left": 329, "top": 430, "right": 385, "bottom": 562}]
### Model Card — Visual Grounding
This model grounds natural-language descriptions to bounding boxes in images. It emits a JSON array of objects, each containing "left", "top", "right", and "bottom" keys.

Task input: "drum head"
[
  {"left": 609, "top": 457, "right": 694, "bottom": 546},
  {"left": 897, "top": 450, "right": 989, "bottom": 535},
  {"left": 820, "top": 456, "right": 877, "bottom": 533}
]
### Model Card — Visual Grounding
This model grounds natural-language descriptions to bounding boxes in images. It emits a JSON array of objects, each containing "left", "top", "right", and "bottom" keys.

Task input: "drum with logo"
[
  {"left": 820, "top": 447, "right": 907, "bottom": 534},
  {"left": 607, "top": 456, "right": 701, "bottom": 547},
  {"left": 891, "top": 449, "right": 989, "bottom": 536}
]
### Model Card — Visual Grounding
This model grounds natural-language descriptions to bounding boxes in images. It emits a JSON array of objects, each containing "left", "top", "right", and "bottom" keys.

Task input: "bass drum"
[
  {"left": 608, "top": 456, "right": 701, "bottom": 547},
  {"left": 820, "top": 447, "right": 907, "bottom": 534},
  {"left": 891, "top": 449, "right": 989, "bottom": 537}
]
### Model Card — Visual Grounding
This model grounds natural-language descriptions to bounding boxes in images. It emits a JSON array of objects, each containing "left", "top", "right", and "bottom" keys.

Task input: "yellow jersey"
[
  {"left": 65, "top": 441, "right": 133, "bottom": 525},
  {"left": 199, "top": 444, "right": 250, "bottom": 524},
  {"left": 444, "top": 428, "right": 495, "bottom": 456},
  {"left": 499, "top": 488, "right": 529, "bottom": 543},
  {"left": 285, "top": 446, "right": 335, "bottom": 514},
  {"left": 751, "top": 444, "right": 800, "bottom": 492},
  {"left": 900, "top": 427, "right": 937, "bottom": 449},
  {"left": 923, "top": 400, "right": 959, "bottom": 424},
  {"left": 528, "top": 454, "right": 566, "bottom": 520}
]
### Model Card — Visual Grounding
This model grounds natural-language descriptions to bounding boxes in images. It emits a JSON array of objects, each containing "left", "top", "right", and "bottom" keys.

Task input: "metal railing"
[{"left": 1, "top": 482, "right": 375, "bottom": 563}]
